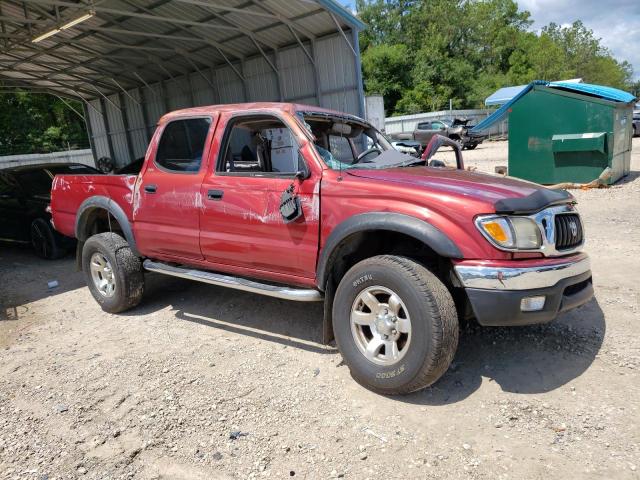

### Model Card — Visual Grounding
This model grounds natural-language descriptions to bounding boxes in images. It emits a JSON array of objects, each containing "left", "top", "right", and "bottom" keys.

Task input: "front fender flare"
[
  {"left": 316, "top": 212, "right": 462, "bottom": 290},
  {"left": 75, "top": 195, "right": 140, "bottom": 257}
]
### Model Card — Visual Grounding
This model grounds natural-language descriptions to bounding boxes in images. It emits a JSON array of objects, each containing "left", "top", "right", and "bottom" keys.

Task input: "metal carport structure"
[{"left": 0, "top": 0, "right": 365, "bottom": 167}]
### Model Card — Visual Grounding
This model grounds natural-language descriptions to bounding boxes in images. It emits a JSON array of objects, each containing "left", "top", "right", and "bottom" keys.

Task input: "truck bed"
[{"left": 50, "top": 174, "right": 137, "bottom": 239}]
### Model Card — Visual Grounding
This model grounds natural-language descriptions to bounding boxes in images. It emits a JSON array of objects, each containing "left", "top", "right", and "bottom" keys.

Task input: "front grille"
[{"left": 555, "top": 214, "right": 583, "bottom": 250}]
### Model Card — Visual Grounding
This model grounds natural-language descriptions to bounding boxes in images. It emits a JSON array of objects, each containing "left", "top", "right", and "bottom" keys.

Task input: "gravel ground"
[{"left": 1, "top": 138, "right": 639, "bottom": 480}]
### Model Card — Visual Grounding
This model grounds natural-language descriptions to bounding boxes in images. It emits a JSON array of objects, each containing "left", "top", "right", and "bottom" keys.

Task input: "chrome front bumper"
[
  {"left": 454, "top": 256, "right": 591, "bottom": 291},
  {"left": 454, "top": 255, "right": 593, "bottom": 326}
]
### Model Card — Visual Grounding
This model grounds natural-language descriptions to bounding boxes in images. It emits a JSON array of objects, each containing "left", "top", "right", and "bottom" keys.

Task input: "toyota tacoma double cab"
[{"left": 50, "top": 102, "right": 593, "bottom": 395}]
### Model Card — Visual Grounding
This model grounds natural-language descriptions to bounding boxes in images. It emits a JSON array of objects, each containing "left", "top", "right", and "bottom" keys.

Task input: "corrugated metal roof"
[
  {"left": 0, "top": 0, "right": 363, "bottom": 100},
  {"left": 472, "top": 81, "right": 637, "bottom": 134}
]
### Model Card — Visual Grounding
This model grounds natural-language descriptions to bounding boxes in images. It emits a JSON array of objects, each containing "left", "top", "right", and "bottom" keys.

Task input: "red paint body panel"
[
  {"left": 51, "top": 173, "right": 136, "bottom": 237},
  {"left": 50, "top": 102, "right": 576, "bottom": 289}
]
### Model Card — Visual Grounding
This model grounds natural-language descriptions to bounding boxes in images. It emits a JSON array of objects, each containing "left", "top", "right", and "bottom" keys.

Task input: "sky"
[{"left": 338, "top": 0, "right": 640, "bottom": 81}]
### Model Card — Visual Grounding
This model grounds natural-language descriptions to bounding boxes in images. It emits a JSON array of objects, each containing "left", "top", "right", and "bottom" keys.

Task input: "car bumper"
[{"left": 454, "top": 255, "right": 593, "bottom": 326}]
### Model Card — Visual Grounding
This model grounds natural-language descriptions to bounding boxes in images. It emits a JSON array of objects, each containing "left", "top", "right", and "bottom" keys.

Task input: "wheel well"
[
  {"left": 324, "top": 230, "right": 453, "bottom": 288},
  {"left": 80, "top": 207, "right": 125, "bottom": 239},
  {"left": 320, "top": 229, "right": 468, "bottom": 345}
]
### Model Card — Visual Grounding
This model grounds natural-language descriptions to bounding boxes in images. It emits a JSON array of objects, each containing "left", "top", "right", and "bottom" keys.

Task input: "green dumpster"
[{"left": 471, "top": 81, "right": 637, "bottom": 185}]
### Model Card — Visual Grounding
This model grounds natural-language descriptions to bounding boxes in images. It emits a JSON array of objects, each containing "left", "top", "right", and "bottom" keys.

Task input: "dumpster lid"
[
  {"left": 471, "top": 81, "right": 637, "bottom": 135},
  {"left": 548, "top": 81, "right": 636, "bottom": 103}
]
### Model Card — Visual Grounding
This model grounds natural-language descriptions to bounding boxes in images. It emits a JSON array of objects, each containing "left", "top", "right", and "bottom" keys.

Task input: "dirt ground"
[{"left": 1, "top": 139, "right": 639, "bottom": 480}]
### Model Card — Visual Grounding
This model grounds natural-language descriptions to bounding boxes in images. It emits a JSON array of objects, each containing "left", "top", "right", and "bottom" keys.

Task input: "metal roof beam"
[
  {"left": 10, "top": 44, "right": 137, "bottom": 91},
  {"left": 250, "top": 0, "right": 316, "bottom": 42},
  {"left": 20, "top": 0, "right": 244, "bottom": 34},
  {"left": 0, "top": 70, "right": 94, "bottom": 97},
  {"left": 216, "top": 7, "right": 325, "bottom": 47},
  {"left": 1, "top": 0, "right": 174, "bottom": 68},
  {"left": 117, "top": 0, "right": 245, "bottom": 60},
  {"left": 172, "top": 0, "right": 278, "bottom": 20},
  {"left": 73, "top": 25, "right": 219, "bottom": 45},
  {"left": 329, "top": 12, "right": 357, "bottom": 57},
  {"left": 184, "top": 1, "right": 279, "bottom": 51},
  {"left": 0, "top": 14, "right": 46, "bottom": 24}
]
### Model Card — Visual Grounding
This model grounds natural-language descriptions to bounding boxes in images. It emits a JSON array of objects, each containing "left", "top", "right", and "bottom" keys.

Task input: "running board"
[{"left": 143, "top": 260, "right": 324, "bottom": 302}]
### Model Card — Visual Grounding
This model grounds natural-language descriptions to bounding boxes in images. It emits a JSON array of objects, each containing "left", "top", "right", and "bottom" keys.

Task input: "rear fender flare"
[
  {"left": 315, "top": 212, "right": 462, "bottom": 290},
  {"left": 75, "top": 195, "right": 140, "bottom": 257}
]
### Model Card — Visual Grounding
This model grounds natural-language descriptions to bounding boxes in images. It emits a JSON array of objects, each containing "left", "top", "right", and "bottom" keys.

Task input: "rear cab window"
[{"left": 155, "top": 117, "right": 212, "bottom": 173}]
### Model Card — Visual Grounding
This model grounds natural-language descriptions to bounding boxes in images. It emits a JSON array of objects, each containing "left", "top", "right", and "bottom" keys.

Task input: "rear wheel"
[
  {"left": 30, "top": 218, "right": 65, "bottom": 260},
  {"left": 332, "top": 255, "right": 459, "bottom": 395},
  {"left": 82, "top": 232, "right": 144, "bottom": 313}
]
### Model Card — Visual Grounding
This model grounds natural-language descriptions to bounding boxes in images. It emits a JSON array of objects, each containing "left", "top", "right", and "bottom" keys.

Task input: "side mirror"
[
  {"left": 295, "top": 168, "right": 310, "bottom": 181},
  {"left": 295, "top": 151, "right": 311, "bottom": 180}
]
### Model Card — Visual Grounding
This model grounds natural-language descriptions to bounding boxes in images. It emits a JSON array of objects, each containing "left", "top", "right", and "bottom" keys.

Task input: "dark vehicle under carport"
[{"left": 0, "top": 163, "right": 100, "bottom": 258}]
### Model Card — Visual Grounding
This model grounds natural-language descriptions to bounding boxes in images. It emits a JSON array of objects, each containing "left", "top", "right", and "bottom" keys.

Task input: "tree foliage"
[
  {"left": 356, "top": 0, "right": 635, "bottom": 116},
  {"left": 0, "top": 91, "right": 88, "bottom": 156}
]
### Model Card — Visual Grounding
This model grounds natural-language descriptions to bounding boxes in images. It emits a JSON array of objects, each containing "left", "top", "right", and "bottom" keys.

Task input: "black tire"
[
  {"left": 332, "top": 255, "right": 458, "bottom": 395},
  {"left": 465, "top": 143, "right": 478, "bottom": 150},
  {"left": 82, "top": 232, "right": 144, "bottom": 313},
  {"left": 31, "top": 218, "right": 65, "bottom": 260}
]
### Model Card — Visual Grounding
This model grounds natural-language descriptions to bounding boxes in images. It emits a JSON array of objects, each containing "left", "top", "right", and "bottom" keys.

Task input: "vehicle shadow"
[
  {"left": 0, "top": 245, "right": 84, "bottom": 321},
  {"left": 125, "top": 272, "right": 330, "bottom": 355},
  {"left": 136, "top": 273, "right": 604, "bottom": 402},
  {"left": 401, "top": 298, "right": 605, "bottom": 405}
]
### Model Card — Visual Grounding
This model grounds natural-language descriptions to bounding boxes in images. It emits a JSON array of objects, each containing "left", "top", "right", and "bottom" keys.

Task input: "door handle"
[
  {"left": 144, "top": 184, "right": 157, "bottom": 193},
  {"left": 207, "top": 189, "right": 224, "bottom": 200}
]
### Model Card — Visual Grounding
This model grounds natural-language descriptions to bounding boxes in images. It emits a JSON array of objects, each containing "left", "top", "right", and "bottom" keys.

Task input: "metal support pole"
[
  {"left": 98, "top": 96, "right": 116, "bottom": 161},
  {"left": 273, "top": 49, "right": 284, "bottom": 101},
  {"left": 352, "top": 28, "right": 365, "bottom": 119},
  {"left": 138, "top": 87, "right": 153, "bottom": 141},
  {"left": 53, "top": 94, "right": 84, "bottom": 121},
  {"left": 82, "top": 102, "right": 98, "bottom": 166},
  {"left": 310, "top": 39, "right": 322, "bottom": 107},
  {"left": 158, "top": 79, "right": 169, "bottom": 113},
  {"left": 118, "top": 92, "right": 136, "bottom": 164},
  {"left": 240, "top": 59, "right": 249, "bottom": 102}
]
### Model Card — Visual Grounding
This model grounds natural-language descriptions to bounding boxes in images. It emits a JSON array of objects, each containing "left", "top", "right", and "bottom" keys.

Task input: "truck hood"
[{"left": 346, "top": 167, "right": 572, "bottom": 213}]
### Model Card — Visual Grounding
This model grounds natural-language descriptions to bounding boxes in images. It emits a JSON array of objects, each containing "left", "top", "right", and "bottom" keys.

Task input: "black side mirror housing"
[{"left": 295, "top": 151, "right": 311, "bottom": 180}]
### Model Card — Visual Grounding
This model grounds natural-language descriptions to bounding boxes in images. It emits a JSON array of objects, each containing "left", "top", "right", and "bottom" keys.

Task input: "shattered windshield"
[{"left": 296, "top": 111, "right": 415, "bottom": 170}]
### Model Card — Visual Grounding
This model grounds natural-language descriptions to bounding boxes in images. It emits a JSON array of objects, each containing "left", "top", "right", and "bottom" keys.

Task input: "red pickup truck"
[{"left": 50, "top": 102, "right": 593, "bottom": 395}]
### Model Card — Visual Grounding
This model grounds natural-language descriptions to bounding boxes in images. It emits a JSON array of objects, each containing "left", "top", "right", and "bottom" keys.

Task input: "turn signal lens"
[
  {"left": 476, "top": 215, "right": 543, "bottom": 250},
  {"left": 484, "top": 221, "right": 509, "bottom": 242},
  {"left": 477, "top": 217, "right": 514, "bottom": 247}
]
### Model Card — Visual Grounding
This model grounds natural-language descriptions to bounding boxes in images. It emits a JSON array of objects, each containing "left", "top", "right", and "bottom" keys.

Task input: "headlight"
[{"left": 476, "top": 215, "right": 542, "bottom": 250}]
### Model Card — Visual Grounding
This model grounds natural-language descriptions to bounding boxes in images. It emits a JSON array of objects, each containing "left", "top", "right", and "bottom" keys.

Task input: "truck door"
[
  {"left": 133, "top": 115, "right": 217, "bottom": 261},
  {"left": 199, "top": 113, "right": 320, "bottom": 282}
]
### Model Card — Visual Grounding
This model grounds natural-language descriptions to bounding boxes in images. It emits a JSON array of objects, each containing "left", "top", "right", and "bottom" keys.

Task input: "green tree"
[
  {"left": 361, "top": 43, "right": 413, "bottom": 114},
  {"left": 356, "top": 1, "right": 636, "bottom": 115},
  {"left": 0, "top": 90, "right": 87, "bottom": 155},
  {"left": 542, "top": 21, "right": 633, "bottom": 88}
]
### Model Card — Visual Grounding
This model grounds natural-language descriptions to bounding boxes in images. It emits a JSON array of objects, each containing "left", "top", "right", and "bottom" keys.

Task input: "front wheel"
[
  {"left": 82, "top": 232, "right": 144, "bottom": 313},
  {"left": 332, "top": 255, "right": 459, "bottom": 395}
]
